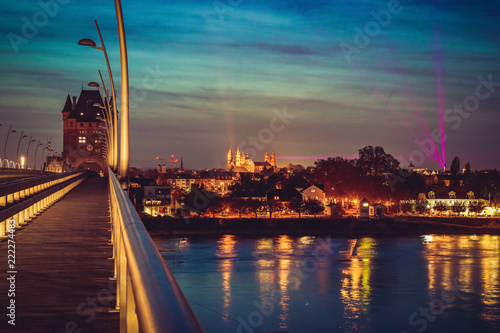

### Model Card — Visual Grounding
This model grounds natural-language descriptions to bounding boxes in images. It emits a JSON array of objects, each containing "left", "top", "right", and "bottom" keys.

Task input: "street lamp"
[
  {"left": 33, "top": 142, "right": 43, "bottom": 170},
  {"left": 78, "top": 20, "right": 119, "bottom": 174},
  {"left": 114, "top": 0, "right": 130, "bottom": 187},
  {"left": 91, "top": 75, "right": 116, "bottom": 171},
  {"left": 94, "top": 103, "right": 113, "bottom": 161},
  {"left": 3, "top": 125, "right": 17, "bottom": 168},
  {"left": 16, "top": 131, "right": 28, "bottom": 169},
  {"left": 78, "top": 0, "right": 129, "bottom": 187},
  {"left": 40, "top": 145, "right": 49, "bottom": 170},
  {"left": 96, "top": 116, "right": 112, "bottom": 166},
  {"left": 26, "top": 137, "right": 36, "bottom": 169}
]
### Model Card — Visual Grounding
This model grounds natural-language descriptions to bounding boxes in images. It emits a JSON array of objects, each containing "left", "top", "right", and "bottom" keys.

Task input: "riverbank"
[{"left": 142, "top": 216, "right": 500, "bottom": 237}]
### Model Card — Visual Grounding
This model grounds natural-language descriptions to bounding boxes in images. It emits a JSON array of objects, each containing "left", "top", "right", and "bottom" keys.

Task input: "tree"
[
  {"left": 416, "top": 200, "right": 429, "bottom": 214},
  {"left": 400, "top": 202, "right": 414, "bottom": 213},
  {"left": 356, "top": 146, "right": 400, "bottom": 176},
  {"left": 471, "top": 169, "right": 500, "bottom": 208},
  {"left": 433, "top": 201, "right": 449, "bottom": 216},
  {"left": 450, "top": 156, "right": 460, "bottom": 175},
  {"left": 288, "top": 197, "right": 305, "bottom": 218},
  {"left": 451, "top": 202, "right": 467, "bottom": 216},
  {"left": 468, "top": 201, "right": 486, "bottom": 216},
  {"left": 304, "top": 199, "right": 325, "bottom": 217},
  {"left": 313, "top": 156, "right": 361, "bottom": 197},
  {"left": 393, "top": 172, "right": 427, "bottom": 197},
  {"left": 230, "top": 199, "right": 247, "bottom": 218},
  {"left": 246, "top": 199, "right": 263, "bottom": 218},
  {"left": 263, "top": 200, "right": 283, "bottom": 218},
  {"left": 204, "top": 196, "right": 223, "bottom": 218}
]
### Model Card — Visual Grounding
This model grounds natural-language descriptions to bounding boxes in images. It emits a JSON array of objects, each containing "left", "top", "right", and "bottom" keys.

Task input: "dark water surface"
[{"left": 152, "top": 234, "right": 500, "bottom": 333}]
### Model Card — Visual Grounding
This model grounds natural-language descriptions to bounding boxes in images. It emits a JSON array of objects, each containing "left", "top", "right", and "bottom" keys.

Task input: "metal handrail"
[
  {"left": 0, "top": 170, "right": 84, "bottom": 197},
  {"left": 108, "top": 168, "right": 204, "bottom": 333},
  {"left": 0, "top": 171, "right": 88, "bottom": 236}
]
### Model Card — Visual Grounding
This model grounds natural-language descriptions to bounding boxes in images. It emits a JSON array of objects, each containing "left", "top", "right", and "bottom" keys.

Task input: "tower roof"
[
  {"left": 62, "top": 94, "right": 73, "bottom": 113},
  {"left": 70, "top": 90, "right": 105, "bottom": 122}
]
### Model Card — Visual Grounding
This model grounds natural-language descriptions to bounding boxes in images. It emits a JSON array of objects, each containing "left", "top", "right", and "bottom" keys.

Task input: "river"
[{"left": 152, "top": 234, "right": 500, "bottom": 333}]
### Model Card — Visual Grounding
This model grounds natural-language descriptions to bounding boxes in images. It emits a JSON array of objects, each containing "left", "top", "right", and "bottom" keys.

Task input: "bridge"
[{"left": 0, "top": 170, "right": 205, "bottom": 333}]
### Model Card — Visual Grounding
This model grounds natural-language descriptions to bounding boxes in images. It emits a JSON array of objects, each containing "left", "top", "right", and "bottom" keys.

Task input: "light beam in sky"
[{"left": 432, "top": 1, "right": 447, "bottom": 170}]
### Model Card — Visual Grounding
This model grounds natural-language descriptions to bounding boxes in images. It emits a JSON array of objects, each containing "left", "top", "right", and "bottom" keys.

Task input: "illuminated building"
[
  {"left": 227, "top": 147, "right": 277, "bottom": 173},
  {"left": 61, "top": 90, "right": 109, "bottom": 174},
  {"left": 359, "top": 197, "right": 370, "bottom": 219},
  {"left": 399, "top": 190, "right": 489, "bottom": 216},
  {"left": 142, "top": 185, "right": 172, "bottom": 216},
  {"left": 300, "top": 185, "right": 326, "bottom": 202}
]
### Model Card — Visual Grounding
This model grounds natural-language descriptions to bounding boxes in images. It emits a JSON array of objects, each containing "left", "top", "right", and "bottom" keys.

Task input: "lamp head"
[{"left": 78, "top": 38, "right": 97, "bottom": 47}]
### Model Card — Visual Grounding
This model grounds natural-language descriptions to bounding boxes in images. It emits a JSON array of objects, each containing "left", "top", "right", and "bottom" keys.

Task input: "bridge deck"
[{"left": 0, "top": 176, "right": 119, "bottom": 332}]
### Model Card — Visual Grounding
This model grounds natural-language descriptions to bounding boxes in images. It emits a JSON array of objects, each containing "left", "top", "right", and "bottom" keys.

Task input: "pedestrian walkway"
[{"left": 0, "top": 176, "right": 119, "bottom": 332}]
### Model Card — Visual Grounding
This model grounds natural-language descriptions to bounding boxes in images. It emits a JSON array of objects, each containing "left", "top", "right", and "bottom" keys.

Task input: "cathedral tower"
[
  {"left": 235, "top": 147, "right": 241, "bottom": 166},
  {"left": 227, "top": 147, "right": 233, "bottom": 167}
]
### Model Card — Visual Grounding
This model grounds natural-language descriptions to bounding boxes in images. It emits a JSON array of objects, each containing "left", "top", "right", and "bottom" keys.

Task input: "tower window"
[{"left": 78, "top": 137, "right": 86, "bottom": 143}]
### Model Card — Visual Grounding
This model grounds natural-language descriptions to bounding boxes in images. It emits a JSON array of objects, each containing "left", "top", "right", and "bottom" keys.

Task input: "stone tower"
[
  {"left": 227, "top": 147, "right": 233, "bottom": 167},
  {"left": 62, "top": 89, "right": 109, "bottom": 174}
]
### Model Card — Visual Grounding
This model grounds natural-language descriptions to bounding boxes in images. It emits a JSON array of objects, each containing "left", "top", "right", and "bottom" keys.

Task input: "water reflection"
[
  {"left": 340, "top": 238, "right": 376, "bottom": 328},
  {"left": 156, "top": 234, "right": 500, "bottom": 333},
  {"left": 423, "top": 235, "right": 500, "bottom": 325},
  {"left": 216, "top": 235, "right": 236, "bottom": 322},
  {"left": 276, "top": 235, "right": 292, "bottom": 329}
]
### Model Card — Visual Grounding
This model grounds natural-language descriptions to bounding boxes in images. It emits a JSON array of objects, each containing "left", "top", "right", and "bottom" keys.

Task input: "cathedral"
[{"left": 227, "top": 147, "right": 276, "bottom": 173}]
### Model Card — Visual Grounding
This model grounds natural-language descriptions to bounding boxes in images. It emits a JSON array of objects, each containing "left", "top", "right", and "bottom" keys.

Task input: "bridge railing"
[
  {"left": 108, "top": 169, "right": 205, "bottom": 333},
  {"left": 0, "top": 170, "right": 88, "bottom": 236}
]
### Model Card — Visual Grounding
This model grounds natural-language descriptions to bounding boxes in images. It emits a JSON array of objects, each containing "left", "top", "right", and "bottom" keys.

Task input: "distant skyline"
[{"left": 1, "top": 0, "right": 499, "bottom": 171}]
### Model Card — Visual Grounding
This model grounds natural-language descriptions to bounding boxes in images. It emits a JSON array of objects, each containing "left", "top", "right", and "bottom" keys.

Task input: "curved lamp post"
[
  {"left": 114, "top": 0, "right": 130, "bottom": 188},
  {"left": 26, "top": 137, "right": 36, "bottom": 169},
  {"left": 90, "top": 77, "right": 116, "bottom": 171},
  {"left": 78, "top": 0, "right": 129, "bottom": 189},
  {"left": 96, "top": 116, "right": 112, "bottom": 166},
  {"left": 16, "top": 131, "right": 28, "bottom": 169},
  {"left": 40, "top": 146, "right": 49, "bottom": 170},
  {"left": 78, "top": 20, "right": 119, "bottom": 175},
  {"left": 3, "top": 125, "right": 17, "bottom": 168},
  {"left": 33, "top": 142, "right": 43, "bottom": 170}
]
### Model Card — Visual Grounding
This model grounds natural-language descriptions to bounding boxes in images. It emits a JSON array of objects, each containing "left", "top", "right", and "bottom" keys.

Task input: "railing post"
[
  {"left": 119, "top": 240, "right": 127, "bottom": 331},
  {"left": 126, "top": 271, "right": 139, "bottom": 332}
]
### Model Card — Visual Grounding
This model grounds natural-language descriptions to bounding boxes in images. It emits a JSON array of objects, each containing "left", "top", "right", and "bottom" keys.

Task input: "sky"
[{"left": 1, "top": 0, "right": 499, "bottom": 171}]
